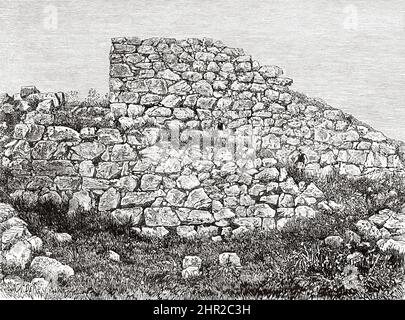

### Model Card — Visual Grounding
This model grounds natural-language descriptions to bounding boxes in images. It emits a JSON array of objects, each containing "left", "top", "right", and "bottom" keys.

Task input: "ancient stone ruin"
[{"left": 1, "top": 37, "right": 405, "bottom": 240}]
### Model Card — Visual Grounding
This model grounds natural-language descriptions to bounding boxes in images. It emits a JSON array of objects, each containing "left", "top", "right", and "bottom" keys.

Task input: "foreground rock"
[
  {"left": 181, "top": 255, "right": 202, "bottom": 279},
  {"left": 0, "top": 202, "right": 74, "bottom": 285},
  {"left": 30, "top": 256, "right": 74, "bottom": 283},
  {"left": 219, "top": 252, "right": 241, "bottom": 268},
  {"left": 108, "top": 250, "right": 120, "bottom": 262}
]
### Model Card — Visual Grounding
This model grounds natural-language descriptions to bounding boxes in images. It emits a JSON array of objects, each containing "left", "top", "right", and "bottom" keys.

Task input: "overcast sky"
[{"left": 1, "top": 0, "right": 405, "bottom": 140}]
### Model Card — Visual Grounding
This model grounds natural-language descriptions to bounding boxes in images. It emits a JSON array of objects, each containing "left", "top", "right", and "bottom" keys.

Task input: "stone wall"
[
  {"left": 1, "top": 37, "right": 405, "bottom": 240},
  {"left": 109, "top": 37, "right": 405, "bottom": 177},
  {"left": 1, "top": 100, "right": 328, "bottom": 239}
]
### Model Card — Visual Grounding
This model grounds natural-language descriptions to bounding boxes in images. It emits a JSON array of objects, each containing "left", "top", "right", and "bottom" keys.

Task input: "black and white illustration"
[{"left": 0, "top": 0, "right": 405, "bottom": 302}]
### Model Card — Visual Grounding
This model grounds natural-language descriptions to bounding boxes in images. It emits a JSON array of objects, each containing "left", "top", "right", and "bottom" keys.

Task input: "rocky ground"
[{"left": 0, "top": 203, "right": 74, "bottom": 298}]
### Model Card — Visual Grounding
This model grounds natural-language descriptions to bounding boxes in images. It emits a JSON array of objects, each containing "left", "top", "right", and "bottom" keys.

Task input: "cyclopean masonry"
[{"left": 1, "top": 37, "right": 405, "bottom": 240}]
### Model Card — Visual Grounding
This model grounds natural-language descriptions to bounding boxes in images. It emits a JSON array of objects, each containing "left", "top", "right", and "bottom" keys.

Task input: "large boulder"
[
  {"left": 1, "top": 225, "right": 31, "bottom": 251},
  {"left": 184, "top": 188, "right": 211, "bottom": 209},
  {"left": 2, "top": 240, "right": 32, "bottom": 270},
  {"left": 98, "top": 188, "right": 120, "bottom": 211},
  {"left": 30, "top": 256, "right": 74, "bottom": 283},
  {"left": 0, "top": 203, "right": 16, "bottom": 224}
]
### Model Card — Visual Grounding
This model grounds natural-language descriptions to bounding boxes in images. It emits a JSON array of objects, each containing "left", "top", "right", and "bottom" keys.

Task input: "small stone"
[
  {"left": 192, "top": 80, "right": 213, "bottom": 96},
  {"left": 176, "top": 226, "right": 197, "bottom": 239},
  {"left": 111, "top": 208, "right": 143, "bottom": 227},
  {"left": 54, "top": 233, "right": 72, "bottom": 244},
  {"left": 127, "top": 104, "right": 145, "bottom": 118},
  {"left": 302, "top": 183, "right": 324, "bottom": 198},
  {"left": 2, "top": 275, "right": 24, "bottom": 286},
  {"left": 369, "top": 210, "right": 392, "bottom": 227},
  {"left": 380, "top": 239, "right": 405, "bottom": 256},
  {"left": 214, "top": 208, "right": 235, "bottom": 221},
  {"left": 3, "top": 240, "right": 32, "bottom": 270},
  {"left": 111, "top": 144, "right": 137, "bottom": 162},
  {"left": 157, "top": 69, "right": 181, "bottom": 81},
  {"left": 30, "top": 256, "right": 74, "bottom": 283},
  {"left": 383, "top": 217, "right": 405, "bottom": 232},
  {"left": 110, "top": 103, "right": 127, "bottom": 119},
  {"left": 324, "top": 235, "right": 344, "bottom": 248},
  {"left": 36, "top": 99, "right": 54, "bottom": 113},
  {"left": 197, "top": 225, "right": 219, "bottom": 239},
  {"left": 184, "top": 188, "right": 211, "bottom": 209},
  {"left": 137, "top": 226, "right": 169, "bottom": 239},
  {"left": 140, "top": 174, "right": 162, "bottom": 191},
  {"left": 182, "top": 71, "right": 203, "bottom": 82},
  {"left": 178, "top": 209, "right": 215, "bottom": 225},
  {"left": 255, "top": 168, "right": 279, "bottom": 182},
  {"left": 144, "top": 207, "right": 180, "bottom": 227},
  {"left": 344, "top": 230, "right": 361, "bottom": 245},
  {"left": 219, "top": 252, "right": 241, "bottom": 268},
  {"left": 182, "top": 256, "right": 202, "bottom": 269},
  {"left": 68, "top": 191, "right": 92, "bottom": 217},
  {"left": 161, "top": 94, "right": 182, "bottom": 108},
  {"left": 156, "top": 158, "right": 181, "bottom": 173},
  {"left": 97, "top": 128, "right": 123, "bottom": 145},
  {"left": 252, "top": 204, "right": 275, "bottom": 218},
  {"left": 212, "top": 235, "right": 222, "bottom": 242},
  {"left": 168, "top": 81, "right": 191, "bottom": 95},
  {"left": 356, "top": 220, "right": 382, "bottom": 241},
  {"left": 145, "top": 78, "right": 168, "bottom": 95},
  {"left": 108, "top": 250, "right": 120, "bottom": 262}
]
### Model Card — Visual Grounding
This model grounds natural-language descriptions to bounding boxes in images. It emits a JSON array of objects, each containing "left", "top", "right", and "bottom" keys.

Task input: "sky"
[{"left": 1, "top": 0, "right": 405, "bottom": 140}]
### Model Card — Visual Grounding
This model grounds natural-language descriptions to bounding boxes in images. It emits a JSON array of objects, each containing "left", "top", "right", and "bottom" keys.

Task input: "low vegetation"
[
  {"left": 2, "top": 221, "right": 403, "bottom": 300},
  {"left": 1, "top": 167, "right": 403, "bottom": 300}
]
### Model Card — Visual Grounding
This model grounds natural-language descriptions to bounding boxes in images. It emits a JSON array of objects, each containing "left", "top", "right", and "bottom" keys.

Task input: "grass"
[{"left": 2, "top": 225, "right": 403, "bottom": 300}]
